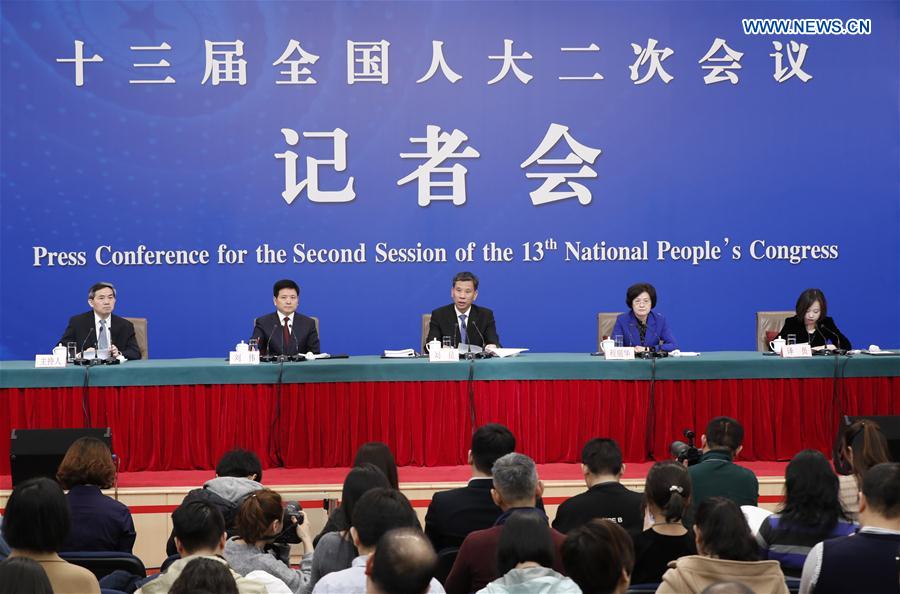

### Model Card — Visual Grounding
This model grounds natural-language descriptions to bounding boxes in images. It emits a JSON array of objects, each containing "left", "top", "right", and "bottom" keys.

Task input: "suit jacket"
[
  {"left": 425, "top": 478, "right": 503, "bottom": 552},
  {"left": 58, "top": 311, "right": 142, "bottom": 360},
  {"left": 61, "top": 485, "right": 136, "bottom": 553},
  {"left": 444, "top": 509, "right": 566, "bottom": 594},
  {"left": 777, "top": 315, "right": 851, "bottom": 350},
  {"left": 612, "top": 310, "right": 678, "bottom": 352},
  {"left": 252, "top": 312, "right": 320, "bottom": 355},
  {"left": 551, "top": 481, "right": 644, "bottom": 540},
  {"left": 426, "top": 304, "right": 501, "bottom": 349}
]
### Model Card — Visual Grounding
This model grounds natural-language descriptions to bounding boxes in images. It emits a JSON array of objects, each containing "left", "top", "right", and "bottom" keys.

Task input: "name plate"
[
  {"left": 35, "top": 354, "right": 66, "bottom": 368},
  {"left": 781, "top": 343, "right": 812, "bottom": 358},
  {"left": 429, "top": 347, "right": 458, "bottom": 363},
  {"left": 229, "top": 351, "right": 260, "bottom": 365},
  {"left": 605, "top": 347, "right": 636, "bottom": 360}
]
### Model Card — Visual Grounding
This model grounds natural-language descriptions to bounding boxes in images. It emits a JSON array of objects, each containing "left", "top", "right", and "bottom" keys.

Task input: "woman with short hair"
[
  {"left": 611, "top": 283, "right": 678, "bottom": 353},
  {"left": 56, "top": 436, "right": 136, "bottom": 553}
]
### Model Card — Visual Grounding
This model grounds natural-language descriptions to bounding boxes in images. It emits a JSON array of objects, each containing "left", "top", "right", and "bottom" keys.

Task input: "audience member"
[
  {"left": 799, "top": 462, "right": 900, "bottom": 594},
  {"left": 479, "top": 511, "right": 579, "bottom": 593},
  {"left": 552, "top": 438, "right": 643, "bottom": 538},
  {"left": 366, "top": 528, "right": 438, "bottom": 594},
  {"left": 836, "top": 419, "right": 891, "bottom": 521},
  {"left": 354, "top": 442, "right": 400, "bottom": 489},
  {"left": 658, "top": 497, "right": 788, "bottom": 594},
  {"left": 167, "top": 448, "right": 266, "bottom": 555},
  {"left": 224, "top": 489, "right": 314, "bottom": 594},
  {"left": 445, "top": 453, "right": 565, "bottom": 594},
  {"left": 688, "top": 417, "right": 759, "bottom": 512},
  {"left": 756, "top": 450, "right": 856, "bottom": 577},
  {"left": 1, "top": 477, "right": 101, "bottom": 594},
  {"left": 0, "top": 557, "right": 54, "bottom": 594},
  {"left": 56, "top": 436, "right": 136, "bottom": 553},
  {"left": 168, "top": 557, "right": 240, "bottom": 594},
  {"left": 137, "top": 500, "right": 265, "bottom": 594},
  {"left": 561, "top": 519, "right": 634, "bottom": 594},
  {"left": 311, "top": 464, "right": 392, "bottom": 590},
  {"left": 699, "top": 583, "right": 756, "bottom": 594},
  {"left": 426, "top": 424, "right": 517, "bottom": 552},
  {"left": 313, "top": 488, "right": 444, "bottom": 594},
  {"left": 631, "top": 461, "right": 696, "bottom": 584}
]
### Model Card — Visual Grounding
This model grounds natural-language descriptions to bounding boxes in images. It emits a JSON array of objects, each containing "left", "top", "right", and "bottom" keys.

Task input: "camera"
[
  {"left": 670, "top": 429, "right": 702, "bottom": 466},
  {"left": 274, "top": 500, "right": 304, "bottom": 544}
]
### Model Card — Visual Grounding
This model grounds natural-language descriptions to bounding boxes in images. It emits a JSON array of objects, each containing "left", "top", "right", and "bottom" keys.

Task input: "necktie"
[
  {"left": 98, "top": 319, "right": 109, "bottom": 350},
  {"left": 459, "top": 314, "right": 468, "bottom": 344},
  {"left": 282, "top": 317, "right": 291, "bottom": 354}
]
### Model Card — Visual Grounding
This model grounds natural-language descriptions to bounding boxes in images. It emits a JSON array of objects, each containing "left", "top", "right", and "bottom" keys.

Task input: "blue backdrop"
[{"left": 1, "top": 1, "right": 897, "bottom": 358}]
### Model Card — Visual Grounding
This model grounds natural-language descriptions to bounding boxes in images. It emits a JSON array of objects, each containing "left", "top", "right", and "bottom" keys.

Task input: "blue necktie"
[{"left": 459, "top": 314, "right": 468, "bottom": 344}]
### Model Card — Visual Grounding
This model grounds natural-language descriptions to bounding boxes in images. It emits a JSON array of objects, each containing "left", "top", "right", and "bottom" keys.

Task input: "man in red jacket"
[{"left": 444, "top": 453, "right": 566, "bottom": 594}]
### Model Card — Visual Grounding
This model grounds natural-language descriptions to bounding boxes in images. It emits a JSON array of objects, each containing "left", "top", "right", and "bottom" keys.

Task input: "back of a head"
[
  {"left": 354, "top": 442, "right": 400, "bottom": 489},
  {"left": 644, "top": 461, "right": 691, "bottom": 523},
  {"left": 1, "top": 477, "right": 70, "bottom": 554},
  {"left": 845, "top": 420, "right": 891, "bottom": 480},
  {"left": 700, "top": 582, "right": 756, "bottom": 594},
  {"left": 497, "top": 511, "right": 554, "bottom": 575},
  {"left": 562, "top": 519, "right": 634, "bottom": 594},
  {"left": 471, "top": 424, "right": 516, "bottom": 475},
  {"left": 0, "top": 557, "right": 54, "bottom": 594},
  {"left": 234, "top": 489, "right": 282, "bottom": 543},
  {"left": 56, "top": 436, "right": 116, "bottom": 490},
  {"left": 216, "top": 448, "right": 263, "bottom": 482},
  {"left": 861, "top": 462, "right": 900, "bottom": 519},
  {"left": 781, "top": 449, "right": 844, "bottom": 531},
  {"left": 695, "top": 497, "right": 758, "bottom": 562},
  {"left": 491, "top": 453, "right": 538, "bottom": 504},
  {"left": 705, "top": 417, "right": 744, "bottom": 452},
  {"left": 341, "top": 463, "right": 392, "bottom": 532},
  {"left": 369, "top": 528, "right": 437, "bottom": 594},
  {"left": 169, "top": 557, "right": 238, "bottom": 594},
  {"left": 581, "top": 438, "right": 623, "bottom": 476},
  {"left": 352, "top": 488, "right": 420, "bottom": 548},
  {"left": 172, "top": 500, "right": 227, "bottom": 554}
]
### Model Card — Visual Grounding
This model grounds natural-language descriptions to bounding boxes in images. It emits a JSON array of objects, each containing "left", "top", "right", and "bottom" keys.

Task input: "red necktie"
[{"left": 282, "top": 317, "right": 291, "bottom": 354}]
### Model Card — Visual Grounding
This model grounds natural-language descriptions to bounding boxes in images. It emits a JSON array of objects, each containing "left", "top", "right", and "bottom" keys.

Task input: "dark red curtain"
[{"left": 1, "top": 377, "right": 896, "bottom": 473}]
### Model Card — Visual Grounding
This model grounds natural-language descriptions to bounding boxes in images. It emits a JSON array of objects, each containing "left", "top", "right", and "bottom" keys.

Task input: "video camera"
[{"left": 670, "top": 429, "right": 702, "bottom": 466}]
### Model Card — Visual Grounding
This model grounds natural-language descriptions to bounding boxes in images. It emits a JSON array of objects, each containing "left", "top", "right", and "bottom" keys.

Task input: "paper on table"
[
  {"left": 383, "top": 349, "right": 417, "bottom": 358},
  {"left": 490, "top": 348, "right": 528, "bottom": 358},
  {"left": 300, "top": 352, "right": 331, "bottom": 360},
  {"left": 670, "top": 351, "right": 700, "bottom": 357}
]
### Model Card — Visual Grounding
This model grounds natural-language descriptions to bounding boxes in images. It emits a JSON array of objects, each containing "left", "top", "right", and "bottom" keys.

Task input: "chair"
[
  {"left": 159, "top": 553, "right": 180, "bottom": 573},
  {"left": 597, "top": 312, "right": 621, "bottom": 351},
  {"left": 434, "top": 547, "right": 459, "bottom": 586},
  {"left": 421, "top": 313, "right": 432, "bottom": 350},
  {"left": 60, "top": 551, "right": 147, "bottom": 581},
  {"left": 123, "top": 317, "right": 148, "bottom": 359},
  {"left": 755, "top": 311, "right": 793, "bottom": 351}
]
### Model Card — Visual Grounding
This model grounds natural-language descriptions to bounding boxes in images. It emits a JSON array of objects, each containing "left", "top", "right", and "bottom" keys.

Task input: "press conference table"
[{"left": 1, "top": 353, "right": 897, "bottom": 473}]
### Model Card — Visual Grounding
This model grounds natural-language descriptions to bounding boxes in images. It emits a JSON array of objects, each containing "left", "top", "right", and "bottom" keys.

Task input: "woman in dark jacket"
[{"left": 777, "top": 288, "right": 851, "bottom": 351}]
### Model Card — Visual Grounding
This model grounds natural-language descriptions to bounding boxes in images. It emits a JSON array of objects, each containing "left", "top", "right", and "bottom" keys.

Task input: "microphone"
[
  {"left": 263, "top": 322, "right": 280, "bottom": 361},
  {"left": 80, "top": 327, "right": 96, "bottom": 359},
  {"left": 470, "top": 319, "right": 492, "bottom": 358},
  {"left": 817, "top": 322, "right": 845, "bottom": 353}
]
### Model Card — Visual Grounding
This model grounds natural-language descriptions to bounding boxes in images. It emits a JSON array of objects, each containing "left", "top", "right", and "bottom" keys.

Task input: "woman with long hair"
[
  {"left": 837, "top": 420, "right": 891, "bottom": 520},
  {"left": 631, "top": 462, "right": 696, "bottom": 584},
  {"left": 757, "top": 450, "right": 856, "bottom": 576},
  {"left": 223, "top": 489, "right": 313, "bottom": 594},
  {"left": 658, "top": 497, "right": 788, "bottom": 594}
]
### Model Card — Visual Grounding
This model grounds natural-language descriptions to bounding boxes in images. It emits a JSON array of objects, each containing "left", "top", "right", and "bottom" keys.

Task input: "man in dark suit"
[
  {"left": 424, "top": 423, "right": 516, "bottom": 552},
  {"left": 425, "top": 271, "right": 500, "bottom": 350},
  {"left": 251, "top": 279, "right": 320, "bottom": 356},
  {"left": 58, "top": 282, "right": 141, "bottom": 360},
  {"left": 551, "top": 438, "right": 644, "bottom": 540}
]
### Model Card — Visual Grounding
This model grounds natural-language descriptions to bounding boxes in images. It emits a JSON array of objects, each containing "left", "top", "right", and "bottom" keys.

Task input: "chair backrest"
[
  {"left": 434, "top": 546, "right": 459, "bottom": 585},
  {"left": 123, "top": 317, "right": 148, "bottom": 359},
  {"left": 421, "top": 313, "right": 432, "bottom": 350},
  {"left": 597, "top": 312, "right": 621, "bottom": 351},
  {"left": 756, "top": 311, "right": 793, "bottom": 351},
  {"left": 60, "top": 551, "right": 147, "bottom": 580},
  {"left": 310, "top": 316, "right": 320, "bottom": 337}
]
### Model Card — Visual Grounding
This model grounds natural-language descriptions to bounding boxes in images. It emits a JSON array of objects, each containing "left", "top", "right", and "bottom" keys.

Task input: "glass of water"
[
  {"left": 787, "top": 334, "right": 797, "bottom": 345},
  {"left": 67, "top": 342, "right": 78, "bottom": 362},
  {"left": 615, "top": 335, "right": 624, "bottom": 348}
]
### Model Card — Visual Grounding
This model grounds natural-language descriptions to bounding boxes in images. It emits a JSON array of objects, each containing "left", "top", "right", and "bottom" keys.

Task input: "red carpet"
[{"left": 0, "top": 462, "right": 789, "bottom": 490}]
